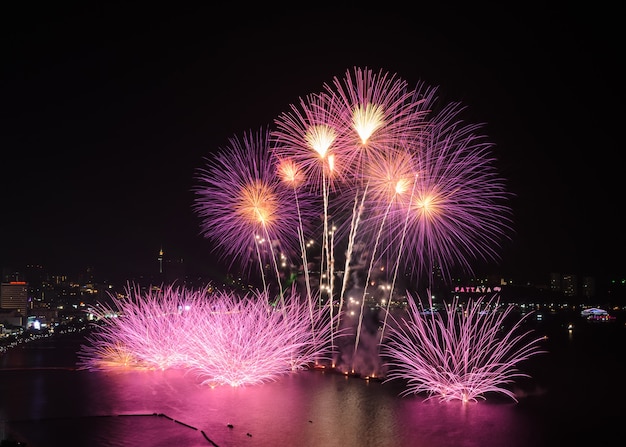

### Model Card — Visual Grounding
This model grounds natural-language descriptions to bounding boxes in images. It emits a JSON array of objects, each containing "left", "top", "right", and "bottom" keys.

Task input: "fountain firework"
[
  {"left": 78, "top": 283, "right": 200, "bottom": 371},
  {"left": 79, "top": 283, "right": 340, "bottom": 387},
  {"left": 380, "top": 294, "right": 546, "bottom": 403}
]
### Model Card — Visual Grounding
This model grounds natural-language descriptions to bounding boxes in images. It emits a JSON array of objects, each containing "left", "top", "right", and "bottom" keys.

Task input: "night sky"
[{"left": 1, "top": 5, "right": 622, "bottom": 285}]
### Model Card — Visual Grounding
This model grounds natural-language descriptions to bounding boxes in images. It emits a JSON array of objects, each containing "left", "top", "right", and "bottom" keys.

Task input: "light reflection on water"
[
  {"left": 1, "top": 367, "right": 533, "bottom": 447},
  {"left": 1, "top": 318, "right": 623, "bottom": 447}
]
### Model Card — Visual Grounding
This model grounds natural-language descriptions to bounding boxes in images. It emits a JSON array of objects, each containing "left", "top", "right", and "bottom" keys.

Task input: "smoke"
[{"left": 332, "top": 306, "right": 388, "bottom": 378}]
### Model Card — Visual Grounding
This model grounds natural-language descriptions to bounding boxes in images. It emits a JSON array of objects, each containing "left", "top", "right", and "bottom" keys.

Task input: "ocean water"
[{"left": 1, "top": 312, "right": 623, "bottom": 447}]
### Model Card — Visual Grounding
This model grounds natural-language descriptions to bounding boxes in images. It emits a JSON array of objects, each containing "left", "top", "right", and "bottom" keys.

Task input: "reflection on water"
[
  {"left": 1, "top": 317, "right": 623, "bottom": 447},
  {"left": 1, "top": 367, "right": 532, "bottom": 447}
]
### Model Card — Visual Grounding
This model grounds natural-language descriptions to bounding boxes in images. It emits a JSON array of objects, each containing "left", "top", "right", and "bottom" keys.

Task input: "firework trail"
[
  {"left": 273, "top": 91, "right": 344, "bottom": 345},
  {"left": 348, "top": 149, "right": 417, "bottom": 369},
  {"left": 326, "top": 68, "right": 421, "bottom": 317},
  {"left": 316, "top": 68, "right": 435, "bottom": 368},
  {"left": 378, "top": 173, "right": 419, "bottom": 345},
  {"left": 276, "top": 158, "right": 317, "bottom": 327},
  {"left": 380, "top": 293, "right": 546, "bottom": 403},
  {"left": 335, "top": 187, "right": 366, "bottom": 333},
  {"left": 349, "top": 149, "right": 419, "bottom": 350}
]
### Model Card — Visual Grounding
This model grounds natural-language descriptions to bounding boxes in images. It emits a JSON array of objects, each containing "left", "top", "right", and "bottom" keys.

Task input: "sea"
[{"left": 0, "top": 309, "right": 624, "bottom": 447}]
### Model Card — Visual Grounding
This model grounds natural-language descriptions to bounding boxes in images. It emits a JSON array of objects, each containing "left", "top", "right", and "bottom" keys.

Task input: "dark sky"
[{"left": 1, "top": 5, "right": 623, "bottom": 285}]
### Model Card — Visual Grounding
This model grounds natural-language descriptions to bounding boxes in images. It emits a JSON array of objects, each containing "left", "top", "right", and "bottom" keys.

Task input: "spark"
[
  {"left": 352, "top": 103, "right": 385, "bottom": 144},
  {"left": 305, "top": 124, "right": 337, "bottom": 161}
]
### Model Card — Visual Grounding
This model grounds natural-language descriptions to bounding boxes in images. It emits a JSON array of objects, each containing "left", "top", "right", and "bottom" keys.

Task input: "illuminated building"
[{"left": 0, "top": 281, "right": 29, "bottom": 326}]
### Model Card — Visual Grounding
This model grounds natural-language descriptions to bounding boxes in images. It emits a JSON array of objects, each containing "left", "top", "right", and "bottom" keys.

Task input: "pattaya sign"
[{"left": 454, "top": 286, "right": 501, "bottom": 293}]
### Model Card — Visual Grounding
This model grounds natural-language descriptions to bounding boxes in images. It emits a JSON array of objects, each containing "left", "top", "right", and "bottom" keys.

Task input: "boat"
[
  {"left": 580, "top": 307, "right": 616, "bottom": 322},
  {"left": 580, "top": 308, "right": 608, "bottom": 317}
]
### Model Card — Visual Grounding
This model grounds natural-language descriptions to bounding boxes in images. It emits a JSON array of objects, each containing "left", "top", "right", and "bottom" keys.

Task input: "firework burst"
[
  {"left": 181, "top": 66, "right": 537, "bottom": 399},
  {"left": 323, "top": 66, "right": 434, "bottom": 177},
  {"left": 272, "top": 92, "right": 344, "bottom": 194},
  {"left": 192, "top": 126, "right": 315, "bottom": 291},
  {"left": 396, "top": 101, "right": 514, "bottom": 283}
]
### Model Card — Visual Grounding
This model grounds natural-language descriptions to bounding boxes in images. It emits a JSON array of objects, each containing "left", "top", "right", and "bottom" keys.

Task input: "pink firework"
[
  {"left": 349, "top": 148, "right": 420, "bottom": 266},
  {"left": 192, "top": 126, "right": 315, "bottom": 283},
  {"left": 78, "top": 283, "right": 340, "bottom": 387},
  {"left": 185, "top": 67, "right": 525, "bottom": 387},
  {"left": 380, "top": 294, "right": 546, "bottom": 403},
  {"left": 78, "top": 283, "right": 202, "bottom": 371},
  {"left": 269, "top": 68, "right": 514, "bottom": 376},
  {"left": 272, "top": 91, "right": 346, "bottom": 194},
  {"left": 183, "top": 287, "right": 339, "bottom": 387},
  {"left": 381, "top": 100, "right": 514, "bottom": 283},
  {"left": 271, "top": 68, "right": 437, "bottom": 307},
  {"left": 272, "top": 91, "right": 346, "bottom": 313},
  {"left": 322, "top": 66, "right": 435, "bottom": 180}
]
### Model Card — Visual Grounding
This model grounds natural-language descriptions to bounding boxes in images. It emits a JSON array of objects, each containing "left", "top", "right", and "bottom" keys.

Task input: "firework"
[
  {"left": 380, "top": 294, "right": 546, "bottom": 403},
  {"left": 393, "top": 100, "right": 514, "bottom": 283},
  {"left": 322, "top": 66, "right": 434, "bottom": 179},
  {"left": 273, "top": 91, "right": 344, "bottom": 194},
  {"left": 79, "top": 284, "right": 340, "bottom": 387},
  {"left": 225, "top": 69, "right": 515, "bottom": 375},
  {"left": 275, "top": 156, "right": 317, "bottom": 324},
  {"left": 272, "top": 91, "right": 344, "bottom": 312},
  {"left": 271, "top": 68, "right": 440, "bottom": 340},
  {"left": 77, "top": 66, "right": 539, "bottom": 400},
  {"left": 192, "top": 126, "right": 315, "bottom": 293},
  {"left": 183, "top": 287, "right": 339, "bottom": 387},
  {"left": 78, "top": 283, "right": 200, "bottom": 371},
  {"left": 272, "top": 89, "right": 347, "bottom": 343},
  {"left": 182, "top": 66, "right": 534, "bottom": 399}
]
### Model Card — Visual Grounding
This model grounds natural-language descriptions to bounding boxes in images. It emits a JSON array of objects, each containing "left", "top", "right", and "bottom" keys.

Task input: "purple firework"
[
  {"left": 322, "top": 66, "right": 434, "bottom": 180},
  {"left": 395, "top": 101, "right": 514, "bottom": 282},
  {"left": 269, "top": 68, "right": 515, "bottom": 376},
  {"left": 78, "top": 283, "right": 340, "bottom": 387},
  {"left": 183, "top": 287, "right": 339, "bottom": 387},
  {"left": 192, "top": 126, "right": 315, "bottom": 283},
  {"left": 380, "top": 294, "right": 546, "bottom": 403},
  {"left": 182, "top": 66, "right": 533, "bottom": 396},
  {"left": 272, "top": 91, "right": 346, "bottom": 195},
  {"left": 78, "top": 283, "right": 202, "bottom": 371}
]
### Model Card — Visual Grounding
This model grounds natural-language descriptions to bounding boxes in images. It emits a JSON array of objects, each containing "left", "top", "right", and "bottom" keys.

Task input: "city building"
[
  {"left": 562, "top": 274, "right": 578, "bottom": 297},
  {"left": 0, "top": 281, "right": 29, "bottom": 327}
]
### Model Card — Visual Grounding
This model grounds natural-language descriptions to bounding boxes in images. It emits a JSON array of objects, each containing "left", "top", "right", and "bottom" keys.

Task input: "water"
[{"left": 1, "top": 313, "right": 623, "bottom": 447}]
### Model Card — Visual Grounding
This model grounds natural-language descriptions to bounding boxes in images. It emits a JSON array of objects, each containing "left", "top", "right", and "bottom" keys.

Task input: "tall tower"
[{"left": 158, "top": 246, "right": 164, "bottom": 274}]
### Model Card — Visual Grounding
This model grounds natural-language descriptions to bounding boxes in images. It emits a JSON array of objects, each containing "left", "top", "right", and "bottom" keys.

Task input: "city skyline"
[
  {"left": 0, "top": 251, "right": 618, "bottom": 298},
  {"left": 1, "top": 5, "right": 622, "bottom": 286}
]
